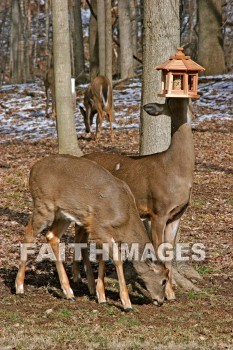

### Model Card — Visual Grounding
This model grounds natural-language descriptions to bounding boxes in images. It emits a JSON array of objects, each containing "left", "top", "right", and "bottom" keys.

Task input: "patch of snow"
[{"left": 0, "top": 75, "right": 232, "bottom": 144}]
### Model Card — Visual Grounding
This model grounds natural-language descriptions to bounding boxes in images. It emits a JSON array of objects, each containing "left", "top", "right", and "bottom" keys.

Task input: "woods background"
[{"left": 0, "top": 0, "right": 232, "bottom": 86}]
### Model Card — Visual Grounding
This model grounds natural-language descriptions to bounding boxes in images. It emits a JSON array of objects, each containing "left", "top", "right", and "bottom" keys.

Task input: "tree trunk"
[
  {"left": 25, "top": 0, "right": 32, "bottom": 81},
  {"left": 97, "top": 0, "right": 105, "bottom": 76},
  {"left": 52, "top": 0, "right": 82, "bottom": 157},
  {"left": 45, "top": 0, "right": 50, "bottom": 67},
  {"left": 73, "top": 0, "right": 85, "bottom": 80},
  {"left": 18, "top": 0, "right": 26, "bottom": 83},
  {"left": 118, "top": 0, "right": 134, "bottom": 79},
  {"left": 105, "top": 0, "right": 112, "bottom": 82},
  {"left": 10, "top": 0, "right": 20, "bottom": 83},
  {"left": 33, "top": 0, "right": 40, "bottom": 71},
  {"left": 180, "top": 0, "right": 198, "bottom": 61},
  {"left": 89, "top": 0, "right": 99, "bottom": 80},
  {"left": 130, "top": 0, "right": 137, "bottom": 70},
  {"left": 222, "top": 0, "right": 233, "bottom": 72},
  {"left": 197, "top": 0, "right": 226, "bottom": 75},
  {"left": 69, "top": 2, "right": 75, "bottom": 77},
  {"left": 140, "top": 0, "right": 179, "bottom": 155}
]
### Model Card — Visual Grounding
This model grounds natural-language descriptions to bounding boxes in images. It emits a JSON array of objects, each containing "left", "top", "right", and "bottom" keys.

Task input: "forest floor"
[{"left": 0, "top": 78, "right": 232, "bottom": 350}]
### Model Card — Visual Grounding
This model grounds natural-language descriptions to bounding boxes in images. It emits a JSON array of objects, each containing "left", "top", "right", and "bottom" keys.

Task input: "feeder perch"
[{"left": 156, "top": 48, "right": 205, "bottom": 98}]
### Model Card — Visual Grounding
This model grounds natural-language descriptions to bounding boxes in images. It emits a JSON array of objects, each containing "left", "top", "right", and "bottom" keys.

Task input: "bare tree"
[
  {"left": 52, "top": 0, "right": 82, "bottom": 156},
  {"left": 10, "top": 0, "right": 20, "bottom": 83},
  {"left": 140, "top": 0, "right": 179, "bottom": 155},
  {"left": 97, "top": 0, "right": 105, "bottom": 75},
  {"left": 197, "top": 0, "right": 226, "bottom": 75},
  {"left": 105, "top": 0, "right": 112, "bottom": 82},
  {"left": 89, "top": 0, "right": 99, "bottom": 79},
  {"left": 25, "top": 0, "right": 33, "bottom": 81},
  {"left": 73, "top": 0, "right": 85, "bottom": 80},
  {"left": 45, "top": 0, "right": 51, "bottom": 67},
  {"left": 222, "top": 0, "right": 233, "bottom": 72},
  {"left": 130, "top": 0, "right": 137, "bottom": 70},
  {"left": 18, "top": 0, "right": 26, "bottom": 82},
  {"left": 180, "top": 0, "right": 198, "bottom": 61},
  {"left": 118, "top": 0, "right": 134, "bottom": 79}
]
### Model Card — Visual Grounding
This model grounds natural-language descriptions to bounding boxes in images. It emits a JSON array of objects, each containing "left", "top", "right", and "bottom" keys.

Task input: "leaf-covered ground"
[{"left": 0, "top": 79, "right": 232, "bottom": 349}]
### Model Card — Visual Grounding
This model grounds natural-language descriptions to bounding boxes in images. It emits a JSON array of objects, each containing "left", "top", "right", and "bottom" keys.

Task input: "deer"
[
  {"left": 72, "top": 98, "right": 195, "bottom": 301},
  {"left": 79, "top": 75, "right": 114, "bottom": 140},
  {"left": 44, "top": 62, "right": 56, "bottom": 119},
  {"left": 38, "top": 57, "right": 56, "bottom": 119},
  {"left": 15, "top": 154, "right": 169, "bottom": 310}
]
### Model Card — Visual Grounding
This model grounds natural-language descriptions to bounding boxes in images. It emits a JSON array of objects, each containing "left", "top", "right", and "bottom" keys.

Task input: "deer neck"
[{"left": 167, "top": 98, "right": 195, "bottom": 171}]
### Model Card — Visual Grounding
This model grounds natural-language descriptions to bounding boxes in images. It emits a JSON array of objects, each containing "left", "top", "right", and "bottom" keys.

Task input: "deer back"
[{"left": 80, "top": 76, "right": 112, "bottom": 133}]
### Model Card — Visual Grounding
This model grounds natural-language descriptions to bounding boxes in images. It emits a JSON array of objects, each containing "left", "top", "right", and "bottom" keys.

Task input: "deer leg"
[
  {"left": 107, "top": 111, "right": 114, "bottom": 140},
  {"left": 95, "top": 109, "right": 104, "bottom": 140},
  {"left": 96, "top": 239, "right": 132, "bottom": 310},
  {"left": 96, "top": 257, "right": 107, "bottom": 304},
  {"left": 113, "top": 258, "right": 132, "bottom": 311},
  {"left": 151, "top": 215, "right": 166, "bottom": 251},
  {"left": 72, "top": 225, "right": 84, "bottom": 283},
  {"left": 164, "top": 219, "right": 180, "bottom": 301},
  {"left": 46, "top": 218, "right": 74, "bottom": 300},
  {"left": 72, "top": 224, "right": 96, "bottom": 296},
  {"left": 151, "top": 216, "right": 176, "bottom": 300},
  {"left": 15, "top": 219, "right": 34, "bottom": 294}
]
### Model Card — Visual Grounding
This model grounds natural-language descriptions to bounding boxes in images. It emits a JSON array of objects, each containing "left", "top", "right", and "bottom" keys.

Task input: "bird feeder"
[{"left": 156, "top": 48, "right": 205, "bottom": 98}]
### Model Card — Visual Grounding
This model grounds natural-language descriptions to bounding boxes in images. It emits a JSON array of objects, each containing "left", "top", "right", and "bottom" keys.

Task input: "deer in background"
[
  {"left": 44, "top": 61, "right": 56, "bottom": 119},
  {"left": 38, "top": 58, "right": 56, "bottom": 119},
  {"left": 73, "top": 98, "right": 195, "bottom": 301},
  {"left": 15, "top": 154, "right": 169, "bottom": 310},
  {"left": 79, "top": 75, "right": 114, "bottom": 140}
]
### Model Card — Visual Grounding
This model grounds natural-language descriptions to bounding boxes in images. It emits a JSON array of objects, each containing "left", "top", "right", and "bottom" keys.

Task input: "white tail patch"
[
  {"left": 115, "top": 163, "right": 121, "bottom": 171},
  {"left": 101, "top": 84, "right": 108, "bottom": 108}
]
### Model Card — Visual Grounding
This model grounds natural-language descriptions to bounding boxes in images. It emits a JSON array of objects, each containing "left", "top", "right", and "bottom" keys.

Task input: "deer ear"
[
  {"left": 145, "top": 258, "right": 156, "bottom": 269},
  {"left": 143, "top": 103, "right": 165, "bottom": 116}
]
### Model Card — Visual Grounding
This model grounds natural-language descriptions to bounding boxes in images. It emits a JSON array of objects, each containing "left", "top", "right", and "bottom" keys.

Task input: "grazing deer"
[
  {"left": 73, "top": 98, "right": 195, "bottom": 301},
  {"left": 15, "top": 154, "right": 168, "bottom": 310},
  {"left": 79, "top": 75, "right": 114, "bottom": 140}
]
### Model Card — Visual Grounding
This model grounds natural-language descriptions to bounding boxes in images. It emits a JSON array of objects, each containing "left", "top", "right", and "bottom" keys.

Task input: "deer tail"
[{"left": 101, "top": 84, "right": 109, "bottom": 108}]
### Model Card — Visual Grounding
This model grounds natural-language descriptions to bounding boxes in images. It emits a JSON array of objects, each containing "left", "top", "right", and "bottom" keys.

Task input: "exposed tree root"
[{"left": 172, "top": 268, "right": 201, "bottom": 292}]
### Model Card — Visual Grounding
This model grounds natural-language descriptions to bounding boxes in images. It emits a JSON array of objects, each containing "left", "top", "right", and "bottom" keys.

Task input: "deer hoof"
[
  {"left": 15, "top": 283, "right": 24, "bottom": 295},
  {"left": 68, "top": 297, "right": 76, "bottom": 302},
  {"left": 124, "top": 307, "right": 133, "bottom": 312},
  {"left": 165, "top": 292, "right": 176, "bottom": 301}
]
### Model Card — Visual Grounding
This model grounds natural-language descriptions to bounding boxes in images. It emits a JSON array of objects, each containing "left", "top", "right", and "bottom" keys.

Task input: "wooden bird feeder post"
[{"left": 156, "top": 48, "right": 205, "bottom": 98}]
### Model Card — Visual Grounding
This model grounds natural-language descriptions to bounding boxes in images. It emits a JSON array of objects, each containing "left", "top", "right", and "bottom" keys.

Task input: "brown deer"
[
  {"left": 15, "top": 154, "right": 168, "bottom": 310},
  {"left": 73, "top": 98, "right": 195, "bottom": 301},
  {"left": 38, "top": 58, "right": 56, "bottom": 119},
  {"left": 44, "top": 62, "right": 56, "bottom": 119},
  {"left": 79, "top": 75, "right": 114, "bottom": 140}
]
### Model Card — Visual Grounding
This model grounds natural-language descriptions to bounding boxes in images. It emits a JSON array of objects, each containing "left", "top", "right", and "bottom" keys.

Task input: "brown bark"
[
  {"left": 89, "top": 0, "right": 99, "bottom": 80},
  {"left": 105, "top": 0, "right": 112, "bottom": 83},
  {"left": 118, "top": 0, "right": 134, "bottom": 79},
  {"left": 140, "top": 0, "right": 180, "bottom": 155},
  {"left": 52, "top": 0, "right": 82, "bottom": 157},
  {"left": 198, "top": 0, "right": 226, "bottom": 75}
]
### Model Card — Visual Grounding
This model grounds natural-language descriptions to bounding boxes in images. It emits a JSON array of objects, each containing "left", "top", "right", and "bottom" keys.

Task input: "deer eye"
[{"left": 161, "top": 279, "right": 167, "bottom": 287}]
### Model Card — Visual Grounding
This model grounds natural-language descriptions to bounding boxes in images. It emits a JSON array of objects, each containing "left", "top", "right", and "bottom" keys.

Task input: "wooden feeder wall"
[{"left": 156, "top": 48, "right": 205, "bottom": 99}]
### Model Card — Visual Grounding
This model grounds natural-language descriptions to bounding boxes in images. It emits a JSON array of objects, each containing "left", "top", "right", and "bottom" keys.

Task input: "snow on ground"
[{"left": 0, "top": 75, "right": 232, "bottom": 144}]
